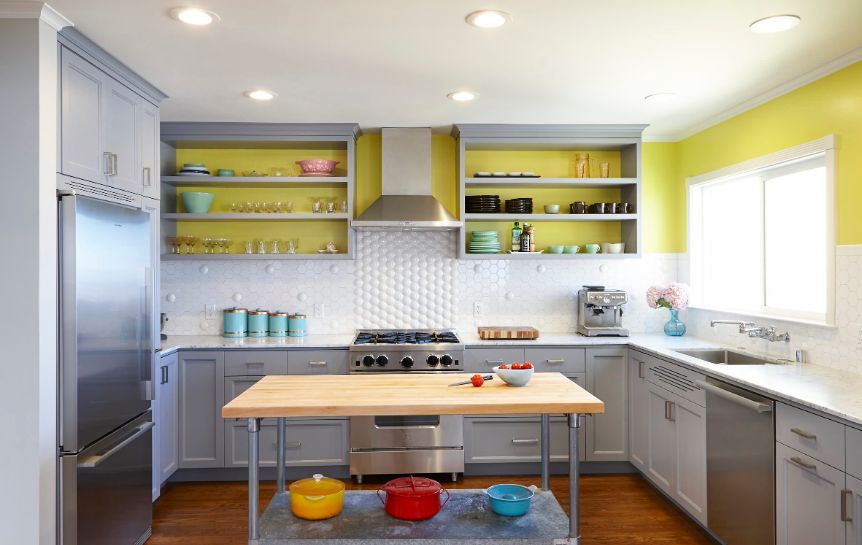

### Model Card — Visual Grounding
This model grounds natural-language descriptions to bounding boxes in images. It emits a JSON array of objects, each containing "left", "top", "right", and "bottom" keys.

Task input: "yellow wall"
[
  {"left": 676, "top": 60, "right": 862, "bottom": 247},
  {"left": 642, "top": 142, "right": 682, "bottom": 253}
]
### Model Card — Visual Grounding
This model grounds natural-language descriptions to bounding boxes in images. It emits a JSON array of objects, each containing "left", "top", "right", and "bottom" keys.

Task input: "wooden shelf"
[
  {"left": 461, "top": 252, "right": 638, "bottom": 260},
  {"left": 162, "top": 175, "right": 348, "bottom": 187},
  {"left": 161, "top": 213, "right": 349, "bottom": 222},
  {"left": 464, "top": 213, "right": 636, "bottom": 222},
  {"left": 465, "top": 177, "right": 637, "bottom": 188},
  {"left": 161, "top": 253, "right": 351, "bottom": 261}
]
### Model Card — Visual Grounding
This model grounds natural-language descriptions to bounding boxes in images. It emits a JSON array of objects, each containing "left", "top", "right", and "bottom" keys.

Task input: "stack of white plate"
[
  {"left": 468, "top": 231, "right": 501, "bottom": 254},
  {"left": 178, "top": 163, "right": 210, "bottom": 176}
]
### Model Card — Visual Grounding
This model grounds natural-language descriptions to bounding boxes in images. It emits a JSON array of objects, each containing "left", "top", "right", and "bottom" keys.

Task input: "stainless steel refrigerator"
[{"left": 58, "top": 194, "right": 154, "bottom": 545}]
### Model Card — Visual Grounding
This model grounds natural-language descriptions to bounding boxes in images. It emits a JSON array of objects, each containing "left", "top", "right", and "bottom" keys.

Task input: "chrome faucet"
[{"left": 711, "top": 319, "right": 791, "bottom": 342}]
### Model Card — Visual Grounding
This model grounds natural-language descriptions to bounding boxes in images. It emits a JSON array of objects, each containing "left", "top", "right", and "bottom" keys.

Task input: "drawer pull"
[
  {"left": 790, "top": 456, "right": 817, "bottom": 470},
  {"left": 638, "top": 360, "right": 645, "bottom": 378},
  {"left": 245, "top": 362, "right": 265, "bottom": 367},
  {"left": 486, "top": 360, "right": 504, "bottom": 365},
  {"left": 842, "top": 489, "right": 853, "bottom": 522},
  {"left": 286, "top": 441, "right": 302, "bottom": 449},
  {"left": 308, "top": 361, "right": 328, "bottom": 366},
  {"left": 546, "top": 359, "right": 565, "bottom": 364},
  {"left": 664, "top": 400, "right": 675, "bottom": 421},
  {"left": 512, "top": 438, "right": 539, "bottom": 445},
  {"left": 790, "top": 427, "right": 817, "bottom": 440}
]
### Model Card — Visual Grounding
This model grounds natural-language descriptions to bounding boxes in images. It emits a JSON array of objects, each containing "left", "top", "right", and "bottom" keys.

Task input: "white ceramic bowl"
[
  {"left": 493, "top": 366, "right": 535, "bottom": 387},
  {"left": 601, "top": 242, "right": 625, "bottom": 254}
]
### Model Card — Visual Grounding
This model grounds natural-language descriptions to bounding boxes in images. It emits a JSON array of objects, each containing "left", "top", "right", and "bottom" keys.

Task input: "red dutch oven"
[{"left": 377, "top": 476, "right": 450, "bottom": 520}]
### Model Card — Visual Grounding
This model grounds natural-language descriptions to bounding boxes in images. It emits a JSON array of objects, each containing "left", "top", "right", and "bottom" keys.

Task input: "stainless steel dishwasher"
[{"left": 696, "top": 378, "right": 775, "bottom": 545}]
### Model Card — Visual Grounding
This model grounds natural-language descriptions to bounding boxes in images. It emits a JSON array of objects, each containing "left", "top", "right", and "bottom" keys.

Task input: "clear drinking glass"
[
  {"left": 222, "top": 238, "right": 232, "bottom": 254},
  {"left": 600, "top": 162, "right": 610, "bottom": 178},
  {"left": 244, "top": 240, "right": 254, "bottom": 254},
  {"left": 274, "top": 201, "right": 283, "bottom": 213},
  {"left": 575, "top": 153, "right": 592, "bottom": 178},
  {"left": 311, "top": 198, "right": 322, "bottom": 214},
  {"left": 326, "top": 200, "right": 337, "bottom": 214},
  {"left": 286, "top": 239, "right": 298, "bottom": 254},
  {"left": 286, "top": 201, "right": 294, "bottom": 213},
  {"left": 340, "top": 200, "right": 348, "bottom": 213},
  {"left": 271, "top": 239, "right": 281, "bottom": 254},
  {"left": 256, "top": 239, "right": 267, "bottom": 254},
  {"left": 244, "top": 201, "right": 254, "bottom": 214}
]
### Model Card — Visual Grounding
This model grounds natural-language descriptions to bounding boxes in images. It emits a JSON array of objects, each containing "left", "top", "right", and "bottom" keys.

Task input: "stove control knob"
[
  {"left": 440, "top": 354, "right": 454, "bottom": 367},
  {"left": 376, "top": 354, "right": 389, "bottom": 366},
  {"left": 401, "top": 356, "right": 414, "bottom": 368},
  {"left": 362, "top": 355, "right": 376, "bottom": 367},
  {"left": 427, "top": 355, "right": 440, "bottom": 366}
]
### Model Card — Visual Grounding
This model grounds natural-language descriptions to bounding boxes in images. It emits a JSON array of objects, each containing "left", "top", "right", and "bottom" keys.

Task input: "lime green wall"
[
  {"left": 642, "top": 142, "right": 682, "bottom": 253},
  {"left": 676, "top": 60, "right": 862, "bottom": 247}
]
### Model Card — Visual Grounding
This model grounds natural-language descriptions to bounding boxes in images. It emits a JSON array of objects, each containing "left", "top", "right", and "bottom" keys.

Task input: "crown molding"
[{"left": 0, "top": 2, "right": 73, "bottom": 30}]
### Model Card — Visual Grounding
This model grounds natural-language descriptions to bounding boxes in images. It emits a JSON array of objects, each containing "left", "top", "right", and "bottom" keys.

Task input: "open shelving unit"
[
  {"left": 159, "top": 123, "right": 358, "bottom": 260},
  {"left": 453, "top": 124, "right": 646, "bottom": 259}
]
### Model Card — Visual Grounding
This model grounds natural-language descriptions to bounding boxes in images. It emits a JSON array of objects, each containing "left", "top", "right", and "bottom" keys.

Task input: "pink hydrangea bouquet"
[{"left": 646, "top": 283, "right": 690, "bottom": 311}]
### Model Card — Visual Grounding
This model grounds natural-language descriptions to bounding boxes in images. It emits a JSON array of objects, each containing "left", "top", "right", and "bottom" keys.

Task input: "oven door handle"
[{"left": 374, "top": 424, "right": 439, "bottom": 430}]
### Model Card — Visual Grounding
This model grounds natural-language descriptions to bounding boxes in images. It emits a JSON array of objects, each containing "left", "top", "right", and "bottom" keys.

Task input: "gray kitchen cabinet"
[
  {"left": 157, "top": 351, "right": 179, "bottom": 484},
  {"left": 585, "top": 347, "right": 628, "bottom": 462},
  {"left": 847, "top": 474, "right": 862, "bottom": 545},
  {"left": 288, "top": 350, "right": 349, "bottom": 375},
  {"left": 847, "top": 426, "right": 862, "bottom": 481},
  {"left": 464, "top": 347, "right": 525, "bottom": 372},
  {"left": 628, "top": 350, "right": 649, "bottom": 472},
  {"left": 646, "top": 382, "right": 676, "bottom": 496},
  {"left": 177, "top": 351, "right": 225, "bottom": 468},
  {"left": 524, "top": 347, "right": 585, "bottom": 373},
  {"left": 776, "top": 442, "right": 845, "bottom": 545},
  {"left": 464, "top": 416, "right": 584, "bottom": 463},
  {"left": 60, "top": 46, "right": 105, "bottom": 183},
  {"left": 139, "top": 100, "right": 160, "bottom": 199},
  {"left": 225, "top": 350, "right": 288, "bottom": 376},
  {"left": 103, "top": 78, "right": 140, "bottom": 193}
]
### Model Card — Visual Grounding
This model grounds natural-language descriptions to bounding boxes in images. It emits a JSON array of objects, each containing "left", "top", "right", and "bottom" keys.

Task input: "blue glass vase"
[{"left": 663, "top": 309, "right": 686, "bottom": 336}]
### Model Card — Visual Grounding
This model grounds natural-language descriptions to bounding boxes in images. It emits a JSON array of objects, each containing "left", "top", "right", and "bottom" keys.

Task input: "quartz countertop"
[{"left": 161, "top": 332, "right": 862, "bottom": 428}]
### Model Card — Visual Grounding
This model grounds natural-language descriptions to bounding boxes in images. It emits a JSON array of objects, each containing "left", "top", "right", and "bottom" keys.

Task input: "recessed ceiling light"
[
  {"left": 644, "top": 93, "right": 677, "bottom": 103},
  {"left": 244, "top": 89, "right": 277, "bottom": 101},
  {"left": 465, "top": 10, "right": 511, "bottom": 29},
  {"left": 447, "top": 91, "right": 478, "bottom": 102},
  {"left": 170, "top": 7, "right": 220, "bottom": 26},
  {"left": 749, "top": 14, "right": 801, "bottom": 33}
]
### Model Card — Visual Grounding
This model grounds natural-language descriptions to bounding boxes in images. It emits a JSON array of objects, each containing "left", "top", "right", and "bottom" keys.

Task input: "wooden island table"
[{"left": 222, "top": 372, "right": 604, "bottom": 545}]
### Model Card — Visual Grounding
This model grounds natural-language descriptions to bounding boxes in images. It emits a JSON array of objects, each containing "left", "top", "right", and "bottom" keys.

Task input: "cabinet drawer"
[
  {"left": 225, "top": 418, "right": 349, "bottom": 468},
  {"left": 847, "top": 426, "right": 862, "bottom": 480},
  {"left": 777, "top": 403, "right": 845, "bottom": 469},
  {"left": 465, "top": 348, "right": 525, "bottom": 372},
  {"left": 288, "top": 350, "right": 349, "bottom": 375},
  {"left": 464, "top": 416, "right": 584, "bottom": 463},
  {"left": 224, "top": 350, "right": 287, "bottom": 376},
  {"left": 525, "top": 347, "right": 585, "bottom": 373},
  {"left": 646, "top": 356, "right": 706, "bottom": 407}
]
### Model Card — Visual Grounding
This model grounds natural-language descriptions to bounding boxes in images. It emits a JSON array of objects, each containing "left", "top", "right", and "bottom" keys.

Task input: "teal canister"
[
  {"left": 248, "top": 309, "right": 269, "bottom": 338},
  {"left": 288, "top": 313, "right": 307, "bottom": 337},
  {"left": 223, "top": 308, "right": 248, "bottom": 338},
  {"left": 268, "top": 311, "right": 289, "bottom": 337}
]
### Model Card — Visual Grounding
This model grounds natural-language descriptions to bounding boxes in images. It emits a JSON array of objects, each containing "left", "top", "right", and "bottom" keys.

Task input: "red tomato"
[
  {"left": 522, "top": 362, "right": 534, "bottom": 370},
  {"left": 498, "top": 364, "right": 509, "bottom": 369},
  {"left": 471, "top": 374, "right": 485, "bottom": 387},
  {"left": 511, "top": 363, "right": 523, "bottom": 370}
]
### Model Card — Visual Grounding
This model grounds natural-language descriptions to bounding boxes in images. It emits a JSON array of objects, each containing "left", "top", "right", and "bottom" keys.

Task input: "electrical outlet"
[
  {"left": 473, "top": 301, "right": 482, "bottom": 318},
  {"left": 313, "top": 303, "right": 325, "bottom": 319},
  {"left": 205, "top": 303, "right": 216, "bottom": 319}
]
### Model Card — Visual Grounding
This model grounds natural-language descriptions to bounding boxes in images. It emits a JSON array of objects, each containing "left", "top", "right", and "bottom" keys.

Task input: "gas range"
[{"left": 349, "top": 329, "right": 464, "bottom": 372}]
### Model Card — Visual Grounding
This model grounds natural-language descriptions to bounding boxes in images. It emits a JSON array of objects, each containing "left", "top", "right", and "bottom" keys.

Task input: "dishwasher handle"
[{"left": 696, "top": 380, "right": 773, "bottom": 413}]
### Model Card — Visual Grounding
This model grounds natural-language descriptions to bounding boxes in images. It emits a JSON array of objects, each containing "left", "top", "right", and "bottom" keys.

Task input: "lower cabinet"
[
  {"left": 157, "top": 351, "right": 179, "bottom": 483},
  {"left": 585, "top": 347, "right": 628, "bottom": 462},
  {"left": 628, "top": 350, "right": 649, "bottom": 472},
  {"left": 177, "top": 351, "right": 225, "bottom": 468},
  {"left": 847, "top": 474, "right": 862, "bottom": 545},
  {"left": 464, "top": 415, "right": 585, "bottom": 463}
]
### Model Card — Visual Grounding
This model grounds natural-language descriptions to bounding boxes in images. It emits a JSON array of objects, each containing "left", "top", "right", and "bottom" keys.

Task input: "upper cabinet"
[{"left": 57, "top": 29, "right": 166, "bottom": 199}]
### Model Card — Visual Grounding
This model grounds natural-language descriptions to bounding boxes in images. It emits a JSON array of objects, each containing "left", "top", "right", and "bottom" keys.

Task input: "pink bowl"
[{"left": 295, "top": 159, "right": 339, "bottom": 175}]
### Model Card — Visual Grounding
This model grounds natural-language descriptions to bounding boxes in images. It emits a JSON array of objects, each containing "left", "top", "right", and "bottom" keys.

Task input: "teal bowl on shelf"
[
  {"left": 181, "top": 192, "right": 215, "bottom": 214},
  {"left": 216, "top": 169, "right": 235, "bottom": 177},
  {"left": 547, "top": 245, "right": 564, "bottom": 254},
  {"left": 563, "top": 245, "right": 580, "bottom": 254}
]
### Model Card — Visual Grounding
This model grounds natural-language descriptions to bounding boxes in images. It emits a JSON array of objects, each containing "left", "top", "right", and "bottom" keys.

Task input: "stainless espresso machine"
[{"left": 577, "top": 286, "right": 629, "bottom": 337}]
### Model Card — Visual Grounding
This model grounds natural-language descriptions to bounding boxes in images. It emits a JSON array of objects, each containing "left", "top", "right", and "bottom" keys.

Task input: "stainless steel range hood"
[{"left": 352, "top": 127, "right": 461, "bottom": 230}]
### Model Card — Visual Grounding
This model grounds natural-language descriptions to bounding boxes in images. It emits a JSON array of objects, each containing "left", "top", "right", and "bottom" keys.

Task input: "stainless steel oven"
[{"left": 348, "top": 330, "right": 465, "bottom": 483}]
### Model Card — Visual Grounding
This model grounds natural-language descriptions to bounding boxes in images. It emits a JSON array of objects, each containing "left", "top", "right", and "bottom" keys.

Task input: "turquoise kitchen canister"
[
  {"left": 289, "top": 313, "right": 307, "bottom": 337},
  {"left": 268, "top": 311, "right": 289, "bottom": 337},
  {"left": 223, "top": 308, "right": 248, "bottom": 338},
  {"left": 248, "top": 309, "right": 269, "bottom": 338}
]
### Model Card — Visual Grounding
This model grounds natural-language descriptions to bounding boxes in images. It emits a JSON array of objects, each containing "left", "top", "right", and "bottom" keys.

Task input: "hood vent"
[{"left": 352, "top": 128, "right": 461, "bottom": 231}]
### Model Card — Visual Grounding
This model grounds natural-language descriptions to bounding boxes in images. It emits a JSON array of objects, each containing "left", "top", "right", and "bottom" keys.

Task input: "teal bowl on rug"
[{"left": 181, "top": 192, "right": 215, "bottom": 214}]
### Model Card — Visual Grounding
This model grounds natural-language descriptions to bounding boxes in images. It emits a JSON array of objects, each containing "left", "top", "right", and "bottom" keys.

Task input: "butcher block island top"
[{"left": 222, "top": 372, "right": 604, "bottom": 419}]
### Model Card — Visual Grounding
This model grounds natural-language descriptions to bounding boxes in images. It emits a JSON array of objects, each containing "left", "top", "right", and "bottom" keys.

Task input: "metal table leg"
[
  {"left": 540, "top": 413, "right": 551, "bottom": 490},
  {"left": 248, "top": 418, "right": 261, "bottom": 542},
  {"left": 276, "top": 417, "right": 286, "bottom": 494},
  {"left": 568, "top": 413, "right": 581, "bottom": 544}
]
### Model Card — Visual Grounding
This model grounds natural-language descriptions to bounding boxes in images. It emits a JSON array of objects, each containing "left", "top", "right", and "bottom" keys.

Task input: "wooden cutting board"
[{"left": 477, "top": 326, "right": 540, "bottom": 340}]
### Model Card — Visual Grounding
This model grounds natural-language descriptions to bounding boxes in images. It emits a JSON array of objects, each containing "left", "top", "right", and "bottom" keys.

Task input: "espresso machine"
[{"left": 577, "top": 286, "right": 629, "bottom": 337}]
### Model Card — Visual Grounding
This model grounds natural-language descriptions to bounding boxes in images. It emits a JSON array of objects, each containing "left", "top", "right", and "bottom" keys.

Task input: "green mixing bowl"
[{"left": 181, "top": 192, "right": 215, "bottom": 214}]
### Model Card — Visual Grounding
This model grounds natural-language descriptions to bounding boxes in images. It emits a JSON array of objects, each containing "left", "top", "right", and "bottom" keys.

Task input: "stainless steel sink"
[{"left": 672, "top": 348, "right": 787, "bottom": 365}]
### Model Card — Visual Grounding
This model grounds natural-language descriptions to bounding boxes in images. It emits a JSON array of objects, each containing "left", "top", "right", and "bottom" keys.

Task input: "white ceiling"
[{"left": 44, "top": 0, "right": 862, "bottom": 140}]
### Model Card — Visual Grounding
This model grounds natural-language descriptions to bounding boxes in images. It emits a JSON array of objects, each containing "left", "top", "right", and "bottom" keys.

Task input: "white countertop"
[{"left": 161, "top": 332, "right": 862, "bottom": 428}]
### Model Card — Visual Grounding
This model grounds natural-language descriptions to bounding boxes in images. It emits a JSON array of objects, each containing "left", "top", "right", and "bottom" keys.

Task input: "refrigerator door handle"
[{"left": 78, "top": 421, "right": 154, "bottom": 468}]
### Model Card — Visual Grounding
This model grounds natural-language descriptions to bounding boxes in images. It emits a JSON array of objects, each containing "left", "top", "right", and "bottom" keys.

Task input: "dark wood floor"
[{"left": 150, "top": 474, "right": 715, "bottom": 544}]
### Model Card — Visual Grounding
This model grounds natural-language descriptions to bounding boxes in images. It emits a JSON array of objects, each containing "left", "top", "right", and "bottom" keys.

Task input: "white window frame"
[{"left": 686, "top": 135, "right": 837, "bottom": 326}]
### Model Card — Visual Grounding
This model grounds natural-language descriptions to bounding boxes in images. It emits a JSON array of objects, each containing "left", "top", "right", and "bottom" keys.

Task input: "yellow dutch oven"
[{"left": 289, "top": 474, "right": 345, "bottom": 520}]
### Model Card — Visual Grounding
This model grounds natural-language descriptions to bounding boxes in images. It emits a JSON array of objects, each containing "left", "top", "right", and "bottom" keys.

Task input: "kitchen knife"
[{"left": 448, "top": 375, "right": 494, "bottom": 387}]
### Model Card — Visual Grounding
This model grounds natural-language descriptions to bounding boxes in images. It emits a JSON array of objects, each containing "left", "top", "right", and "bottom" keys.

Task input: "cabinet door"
[
  {"left": 158, "top": 352, "right": 179, "bottom": 483},
  {"left": 178, "top": 351, "right": 225, "bottom": 468},
  {"left": 673, "top": 396, "right": 707, "bottom": 525},
  {"left": 103, "top": 80, "right": 140, "bottom": 192},
  {"left": 628, "top": 351, "right": 649, "bottom": 472},
  {"left": 776, "top": 443, "right": 845, "bottom": 545},
  {"left": 585, "top": 347, "right": 628, "bottom": 461},
  {"left": 139, "top": 101, "right": 159, "bottom": 199},
  {"left": 60, "top": 47, "right": 105, "bottom": 183},
  {"left": 646, "top": 383, "right": 676, "bottom": 496},
  {"left": 464, "top": 348, "right": 525, "bottom": 372},
  {"left": 847, "top": 474, "right": 862, "bottom": 545}
]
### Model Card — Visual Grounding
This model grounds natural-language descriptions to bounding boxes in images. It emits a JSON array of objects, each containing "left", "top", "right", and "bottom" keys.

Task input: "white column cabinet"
[
  {"left": 628, "top": 351, "right": 649, "bottom": 472},
  {"left": 585, "top": 347, "right": 628, "bottom": 462},
  {"left": 60, "top": 46, "right": 105, "bottom": 183}
]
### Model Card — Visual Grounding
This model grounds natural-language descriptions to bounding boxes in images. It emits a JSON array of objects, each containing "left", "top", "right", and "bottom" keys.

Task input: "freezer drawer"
[{"left": 61, "top": 411, "right": 153, "bottom": 545}]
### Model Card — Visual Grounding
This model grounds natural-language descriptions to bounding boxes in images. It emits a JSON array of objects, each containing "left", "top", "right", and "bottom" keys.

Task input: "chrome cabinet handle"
[
  {"left": 842, "top": 489, "right": 853, "bottom": 522},
  {"left": 546, "top": 359, "right": 565, "bottom": 364},
  {"left": 512, "top": 438, "right": 540, "bottom": 445},
  {"left": 790, "top": 456, "right": 817, "bottom": 470},
  {"left": 664, "top": 400, "right": 675, "bottom": 421},
  {"left": 106, "top": 153, "right": 118, "bottom": 176},
  {"left": 78, "top": 422, "right": 154, "bottom": 468},
  {"left": 638, "top": 360, "right": 645, "bottom": 378},
  {"left": 273, "top": 441, "right": 303, "bottom": 449},
  {"left": 245, "top": 362, "right": 265, "bottom": 367},
  {"left": 143, "top": 166, "right": 152, "bottom": 187},
  {"left": 790, "top": 427, "right": 817, "bottom": 440},
  {"left": 160, "top": 365, "right": 168, "bottom": 385},
  {"left": 307, "top": 361, "right": 328, "bottom": 366},
  {"left": 486, "top": 360, "right": 504, "bottom": 365},
  {"left": 103, "top": 152, "right": 113, "bottom": 175}
]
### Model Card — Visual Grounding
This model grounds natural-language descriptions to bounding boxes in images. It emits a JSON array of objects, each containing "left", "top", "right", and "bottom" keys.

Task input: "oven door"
[{"left": 350, "top": 415, "right": 463, "bottom": 450}]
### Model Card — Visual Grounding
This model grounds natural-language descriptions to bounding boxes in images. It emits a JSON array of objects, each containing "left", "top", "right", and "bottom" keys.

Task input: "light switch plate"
[{"left": 205, "top": 304, "right": 216, "bottom": 319}]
